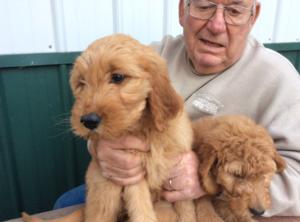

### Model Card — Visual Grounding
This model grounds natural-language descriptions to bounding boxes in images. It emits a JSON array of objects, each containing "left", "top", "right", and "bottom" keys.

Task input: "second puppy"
[{"left": 193, "top": 115, "right": 285, "bottom": 222}]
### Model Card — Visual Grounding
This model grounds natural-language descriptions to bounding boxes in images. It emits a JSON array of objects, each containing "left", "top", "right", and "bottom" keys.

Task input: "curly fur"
[
  {"left": 193, "top": 115, "right": 286, "bottom": 222},
  {"left": 22, "top": 34, "right": 196, "bottom": 222}
]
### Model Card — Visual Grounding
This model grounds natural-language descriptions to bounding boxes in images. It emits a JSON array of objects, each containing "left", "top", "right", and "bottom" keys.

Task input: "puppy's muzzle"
[{"left": 80, "top": 113, "right": 102, "bottom": 130}]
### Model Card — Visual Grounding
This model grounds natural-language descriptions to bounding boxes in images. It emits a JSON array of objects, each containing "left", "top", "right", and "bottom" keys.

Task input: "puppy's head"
[
  {"left": 70, "top": 34, "right": 182, "bottom": 140},
  {"left": 194, "top": 115, "right": 285, "bottom": 217}
]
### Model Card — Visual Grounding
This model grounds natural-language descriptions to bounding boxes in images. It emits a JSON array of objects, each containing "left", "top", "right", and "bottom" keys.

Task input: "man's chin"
[
  {"left": 193, "top": 54, "right": 225, "bottom": 74},
  {"left": 199, "top": 52, "right": 224, "bottom": 64}
]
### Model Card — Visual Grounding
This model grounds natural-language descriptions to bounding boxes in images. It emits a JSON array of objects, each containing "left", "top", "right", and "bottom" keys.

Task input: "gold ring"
[{"left": 169, "top": 179, "right": 173, "bottom": 190}]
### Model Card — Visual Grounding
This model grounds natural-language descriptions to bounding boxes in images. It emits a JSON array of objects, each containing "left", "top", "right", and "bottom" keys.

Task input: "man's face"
[{"left": 179, "top": 0, "right": 260, "bottom": 74}]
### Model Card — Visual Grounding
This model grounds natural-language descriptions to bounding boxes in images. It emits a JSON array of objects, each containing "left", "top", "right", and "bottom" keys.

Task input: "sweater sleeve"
[{"left": 264, "top": 102, "right": 300, "bottom": 216}]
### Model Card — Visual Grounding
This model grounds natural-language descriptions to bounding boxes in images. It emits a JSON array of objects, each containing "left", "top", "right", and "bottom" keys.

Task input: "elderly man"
[{"left": 56, "top": 0, "right": 300, "bottom": 220}]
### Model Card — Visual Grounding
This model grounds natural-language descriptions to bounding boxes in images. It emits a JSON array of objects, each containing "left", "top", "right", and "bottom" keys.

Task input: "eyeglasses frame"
[{"left": 186, "top": 0, "right": 257, "bottom": 26}]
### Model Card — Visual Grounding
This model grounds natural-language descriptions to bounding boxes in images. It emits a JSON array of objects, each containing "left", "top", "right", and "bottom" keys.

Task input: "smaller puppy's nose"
[
  {"left": 80, "top": 113, "right": 101, "bottom": 130},
  {"left": 249, "top": 208, "right": 265, "bottom": 216}
]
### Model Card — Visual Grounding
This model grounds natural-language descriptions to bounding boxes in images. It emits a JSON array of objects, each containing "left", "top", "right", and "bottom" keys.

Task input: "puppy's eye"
[
  {"left": 232, "top": 173, "right": 245, "bottom": 179},
  {"left": 111, "top": 73, "right": 126, "bottom": 84},
  {"left": 74, "top": 77, "right": 87, "bottom": 94},
  {"left": 77, "top": 78, "right": 86, "bottom": 89}
]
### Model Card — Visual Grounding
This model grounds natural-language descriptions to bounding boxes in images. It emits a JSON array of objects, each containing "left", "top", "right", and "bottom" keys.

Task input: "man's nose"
[{"left": 206, "top": 8, "right": 227, "bottom": 34}]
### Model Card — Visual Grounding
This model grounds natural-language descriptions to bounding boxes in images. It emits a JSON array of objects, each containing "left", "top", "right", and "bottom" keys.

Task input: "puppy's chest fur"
[
  {"left": 85, "top": 110, "right": 193, "bottom": 222},
  {"left": 136, "top": 111, "right": 193, "bottom": 192}
]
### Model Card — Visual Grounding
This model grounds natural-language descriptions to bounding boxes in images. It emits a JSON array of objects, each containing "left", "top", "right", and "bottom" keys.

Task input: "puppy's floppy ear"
[
  {"left": 196, "top": 143, "right": 220, "bottom": 195},
  {"left": 141, "top": 51, "right": 183, "bottom": 131},
  {"left": 273, "top": 151, "right": 286, "bottom": 172}
]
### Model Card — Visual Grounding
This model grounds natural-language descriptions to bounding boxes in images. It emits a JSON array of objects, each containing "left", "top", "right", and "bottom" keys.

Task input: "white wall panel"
[
  {"left": 0, "top": 0, "right": 14, "bottom": 54},
  {"left": 0, "top": 0, "right": 55, "bottom": 54},
  {"left": 59, "top": 0, "right": 114, "bottom": 52},
  {"left": 273, "top": 0, "right": 300, "bottom": 42},
  {"left": 251, "top": 0, "right": 279, "bottom": 43},
  {"left": 164, "top": 0, "right": 182, "bottom": 37},
  {"left": 1, "top": 0, "right": 300, "bottom": 54},
  {"left": 115, "top": 0, "right": 164, "bottom": 44}
]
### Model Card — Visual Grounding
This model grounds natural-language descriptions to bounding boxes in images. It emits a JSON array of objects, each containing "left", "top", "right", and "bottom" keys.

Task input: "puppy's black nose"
[
  {"left": 249, "top": 208, "right": 265, "bottom": 216},
  {"left": 80, "top": 113, "right": 101, "bottom": 130}
]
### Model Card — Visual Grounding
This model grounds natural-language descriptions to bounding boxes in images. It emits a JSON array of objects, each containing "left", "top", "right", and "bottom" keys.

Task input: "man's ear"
[
  {"left": 251, "top": 1, "right": 261, "bottom": 26},
  {"left": 179, "top": 0, "right": 186, "bottom": 27}
]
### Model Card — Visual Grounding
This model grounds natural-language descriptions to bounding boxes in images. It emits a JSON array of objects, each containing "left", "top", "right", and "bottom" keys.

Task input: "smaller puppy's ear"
[
  {"left": 274, "top": 151, "right": 286, "bottom": 172},
  {"left": 143, "top": 53, "right": 183, "bottom": 131},
  {"left": 196, "top": 143, "right": 220, "bottom": 195}
]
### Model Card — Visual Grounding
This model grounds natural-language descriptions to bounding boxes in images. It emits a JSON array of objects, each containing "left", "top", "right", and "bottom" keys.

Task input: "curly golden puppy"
[
  {"left": 23, "top": 34, "right": 196, "bottom": 222},
  {"left": 193, "top": 115, "right": 286, "bottom": 222}
]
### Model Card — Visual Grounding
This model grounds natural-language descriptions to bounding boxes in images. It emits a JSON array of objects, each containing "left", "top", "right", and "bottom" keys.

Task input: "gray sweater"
[{"left": 152, "top": 35, "right": 300, "bottom": 216}]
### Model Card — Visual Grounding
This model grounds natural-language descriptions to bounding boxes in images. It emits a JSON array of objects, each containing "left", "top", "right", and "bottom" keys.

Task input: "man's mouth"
[{"left": 200, "top": 38, "right": 225, "bottom": 48}]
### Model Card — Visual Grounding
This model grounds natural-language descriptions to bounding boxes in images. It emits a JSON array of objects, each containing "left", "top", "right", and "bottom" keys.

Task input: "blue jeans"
[
  {"left": 53, "top": 184, "right": 86, "bottom": 209},
  {"left": 53, "top": 185, "right": 129, "bottom": 221}
]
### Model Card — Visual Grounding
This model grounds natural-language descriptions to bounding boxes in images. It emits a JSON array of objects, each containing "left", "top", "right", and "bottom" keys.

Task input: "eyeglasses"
[{"left": 187, "top": 0, "right": 255, "bottom": 26}]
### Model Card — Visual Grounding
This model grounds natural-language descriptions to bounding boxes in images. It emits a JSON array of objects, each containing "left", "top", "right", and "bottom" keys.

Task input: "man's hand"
[
  {"left": 89, "top": 138, "right": 205, "bottom": 202},
  {"left": 162, "top": 150, "right": 206, "bottom": 202},
  {"left": 88, "top": 136, "right": 149, "bottom": 186}
]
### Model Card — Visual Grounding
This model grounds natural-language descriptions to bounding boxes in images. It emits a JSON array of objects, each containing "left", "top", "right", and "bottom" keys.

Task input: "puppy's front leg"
[
  {"left": 124, "top": 179, "right": 157, "bottom": 222},
  {"left": 213, "top": 199, "right": 238, "bottom": 222},
  {"left": 195, "top": 196, "right": 223, "bottom": 222},
  {"left": 154, "top": 201, "right": 177, "bottom": 222},
  {"left": 85, "top": 161, "right": 122, "bottom": 222},
  {"left": 174, "top": 200, "right": 196, "bottom": 222}
]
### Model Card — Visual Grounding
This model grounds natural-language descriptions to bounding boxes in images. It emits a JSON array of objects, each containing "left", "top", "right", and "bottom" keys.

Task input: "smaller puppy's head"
[
  {"left": 70, "top": 34, "right": 182, "bottom": 140},
  {"left": 194, "top": 115, "right": 285, "bottom": 217}
]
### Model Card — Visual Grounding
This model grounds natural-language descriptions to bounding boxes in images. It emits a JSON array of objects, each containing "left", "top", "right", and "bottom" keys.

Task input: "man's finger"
[
  {"left": 119, "top": 135, "right": 149, "bottom": 152},
  {"left": 108, "top": 172, "right": 146, "bottom": 186},
  {"left": 162, "top": 190, "right": 186, "bottom": 203},
  {"left": 100, "top": 162, "right": 144, "bottom": 178},
  {"left": 98, "top": 148, "right": 141, "bottom": 170}
]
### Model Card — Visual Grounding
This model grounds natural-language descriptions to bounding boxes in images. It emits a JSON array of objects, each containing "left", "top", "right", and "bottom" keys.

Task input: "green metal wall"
[
  {"left": 0, "top": 52, "right": 90, "bottom": 220},
  {"left": 266, "top": 42, "right": 300, "bottom": 71},
  {"left": 0, "top": 43, "right": 300, "bottom": 221}
]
